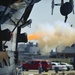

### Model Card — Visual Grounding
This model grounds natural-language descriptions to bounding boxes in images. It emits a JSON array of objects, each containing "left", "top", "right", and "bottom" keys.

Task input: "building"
[{"left": 18, "top": 42, "right": 40, "bottom": 54}]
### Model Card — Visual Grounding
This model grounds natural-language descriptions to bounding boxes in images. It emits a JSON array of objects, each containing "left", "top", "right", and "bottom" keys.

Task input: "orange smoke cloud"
[{"left": 28, "top": 33, "right": 40, "bottom": 40}]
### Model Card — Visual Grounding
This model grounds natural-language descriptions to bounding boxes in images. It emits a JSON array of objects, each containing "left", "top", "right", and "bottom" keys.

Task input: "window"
[
  {"left": 31, "top": 61, "right": 36, "bottom": 64},
  {"left": 52, "top": 64, "right": 56, "bottom": 65},
  {"left": 42, "top": 61, "right": 46, "bottom": 64},
  {"left": 26, "top": 61, "right": 31, "bottom": 64}
]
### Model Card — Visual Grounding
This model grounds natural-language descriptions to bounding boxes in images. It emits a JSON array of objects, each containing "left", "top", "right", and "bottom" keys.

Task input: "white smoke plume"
[{"left": 34, "top": 21, "right": 75, "bottom": 51}]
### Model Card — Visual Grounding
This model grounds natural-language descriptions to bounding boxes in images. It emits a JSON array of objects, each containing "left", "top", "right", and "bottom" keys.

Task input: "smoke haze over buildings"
[{"left": 28, "top": 21, "right": 75, "bottom": 53}]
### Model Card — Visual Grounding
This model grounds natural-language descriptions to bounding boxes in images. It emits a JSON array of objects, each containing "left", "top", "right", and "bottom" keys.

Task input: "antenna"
[{"left": 51, "top": 0, "right": 64, "bottom": 15}]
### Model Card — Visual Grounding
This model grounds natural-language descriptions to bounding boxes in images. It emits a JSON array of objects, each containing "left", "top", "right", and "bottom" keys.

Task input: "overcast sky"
[{"left": 21, "top": 0, "right": 75, "bottom": 34}]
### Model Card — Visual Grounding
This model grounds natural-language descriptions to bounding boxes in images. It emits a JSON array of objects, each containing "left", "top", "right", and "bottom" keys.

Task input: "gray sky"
[{"left": 21, "top": 0, "right": 75, "bottom": 34}]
